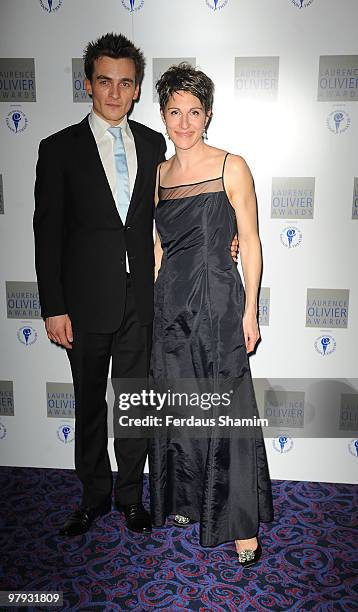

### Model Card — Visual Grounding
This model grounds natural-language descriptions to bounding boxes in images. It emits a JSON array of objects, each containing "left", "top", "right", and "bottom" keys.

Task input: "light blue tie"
[{"left": 108, "top": 126, "right": 130, "bottom": 223}]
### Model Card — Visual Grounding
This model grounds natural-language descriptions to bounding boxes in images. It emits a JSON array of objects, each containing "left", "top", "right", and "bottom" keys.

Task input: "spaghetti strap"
[
  {"left": 222, "top": 152, "right": 230, "bottom": 178},
  {"left": 221, "top": 152, "right": 230, "bottom": 199},
  {"left": 156, "top": 162, "right": 165, "bottom": 207}
]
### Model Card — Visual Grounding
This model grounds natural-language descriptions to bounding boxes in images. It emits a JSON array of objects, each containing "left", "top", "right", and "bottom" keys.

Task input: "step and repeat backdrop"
[{"left": 0, "top": 0, "right": 357, "bottom": 483}]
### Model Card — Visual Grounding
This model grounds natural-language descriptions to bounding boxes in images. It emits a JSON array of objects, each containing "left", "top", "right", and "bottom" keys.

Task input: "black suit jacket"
[{"left": 33, "top": 115, "right": 166, "bottom": 332}]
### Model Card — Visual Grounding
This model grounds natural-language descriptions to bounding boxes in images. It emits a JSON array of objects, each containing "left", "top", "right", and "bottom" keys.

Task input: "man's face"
[{"left": 85, "top": 56, "right": 139, "bottom": 124}]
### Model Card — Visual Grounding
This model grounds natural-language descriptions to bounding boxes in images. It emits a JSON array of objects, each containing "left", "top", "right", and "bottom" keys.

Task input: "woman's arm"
[
  {"left": 154, "top": 228, "right": 163, "bottom": 282},
  {"left": 154, "top": 163, "right": 163, "bottom": 281},
  {"left": 225, "top": 154, "right": 261, "bottom": 353}
]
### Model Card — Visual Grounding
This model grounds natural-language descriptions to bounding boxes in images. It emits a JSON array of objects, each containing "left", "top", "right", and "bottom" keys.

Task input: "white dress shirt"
[
  {"left": 88, "top": 109, "right": 137, "bottom": 204},
  {"left": 88, "top": 109, "right": 137, "bottom": 271}
]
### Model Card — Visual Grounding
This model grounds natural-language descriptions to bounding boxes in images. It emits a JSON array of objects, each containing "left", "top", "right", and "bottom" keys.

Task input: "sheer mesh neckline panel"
[{"left": 158, "top": 177, "right": 224, "bottom": 200}]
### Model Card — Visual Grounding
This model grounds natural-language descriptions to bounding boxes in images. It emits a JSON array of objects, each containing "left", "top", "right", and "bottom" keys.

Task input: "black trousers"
[{"left": 67, "top": 276, "right": 152, "bottom": 507}]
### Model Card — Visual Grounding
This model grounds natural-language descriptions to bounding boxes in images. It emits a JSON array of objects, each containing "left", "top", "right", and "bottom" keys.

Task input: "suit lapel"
[
  {"left": 126, "top": 120, "right": 147, "bottom": 224},
  {"left": 73, "top": 116, "right": 123, "bottom": 226}
]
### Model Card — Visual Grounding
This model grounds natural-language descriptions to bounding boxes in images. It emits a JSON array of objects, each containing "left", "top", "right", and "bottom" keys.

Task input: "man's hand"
[
  {"left": 242, "top": 310, "right": 260, "bottom": 354},
  {"left": 230, "top": 233, "right": 239, "bottom": 262},
  {"left": 45, "top": 314, "right": 73, "bottom": 349}
]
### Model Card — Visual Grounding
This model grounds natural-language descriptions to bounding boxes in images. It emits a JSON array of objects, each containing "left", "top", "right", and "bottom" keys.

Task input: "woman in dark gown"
[{"left": 149, "top": 64, "right": 273, "bottom": 566}]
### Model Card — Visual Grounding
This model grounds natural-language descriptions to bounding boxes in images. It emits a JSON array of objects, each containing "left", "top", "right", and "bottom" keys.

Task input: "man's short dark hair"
[
  {"left": 156, "top": 63, "right": 214, "bottom": 115},
  {"left": 84, "top": 32, "right": 145, "bottom": 85}
]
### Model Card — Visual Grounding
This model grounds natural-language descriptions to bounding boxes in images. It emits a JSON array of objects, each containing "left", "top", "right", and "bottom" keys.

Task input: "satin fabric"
[
  {"left": 149, "top": 170, "right": 274, "bottom": 547},
  {"left": 107, "top": 126, "right": 130, "bottom": 223}
]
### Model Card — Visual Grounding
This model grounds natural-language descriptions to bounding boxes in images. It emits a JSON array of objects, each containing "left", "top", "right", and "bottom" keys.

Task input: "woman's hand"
[{"left": 242, "top": 309, "right": 260, "bottom": 353}]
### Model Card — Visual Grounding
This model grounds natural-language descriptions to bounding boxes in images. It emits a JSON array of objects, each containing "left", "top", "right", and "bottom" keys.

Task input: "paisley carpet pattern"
[{"left": 0, "top": 467, "right": 357, "bottom": 611}]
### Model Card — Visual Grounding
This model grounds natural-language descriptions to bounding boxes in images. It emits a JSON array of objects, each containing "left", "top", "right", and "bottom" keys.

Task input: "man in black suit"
[{"left": 33, "top": 33, "right": 166, "bottom": 536}]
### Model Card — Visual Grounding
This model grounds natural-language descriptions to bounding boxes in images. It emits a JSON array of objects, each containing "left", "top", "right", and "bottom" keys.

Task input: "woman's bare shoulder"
[
  {"left": 157, "top": 156, "right": 175, "bottom": 182},
  {"left": 225, "top": 153, "right": 250, "bottom": 173},
  {"left": 224, "top": 154, "right": 254, "bottom": 200}
]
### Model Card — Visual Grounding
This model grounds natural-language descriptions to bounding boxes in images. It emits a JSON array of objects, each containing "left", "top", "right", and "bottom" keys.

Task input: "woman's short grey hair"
[{"left": 156, "top": 62, "right": 214, "bottom": 115}]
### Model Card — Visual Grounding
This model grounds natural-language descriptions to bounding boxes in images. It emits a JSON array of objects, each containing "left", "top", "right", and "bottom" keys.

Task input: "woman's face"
[{"left": 162, "top": 90, "right": 210, "bottom": 150}]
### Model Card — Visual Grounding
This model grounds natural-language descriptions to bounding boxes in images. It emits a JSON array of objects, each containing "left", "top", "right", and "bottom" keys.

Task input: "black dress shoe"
[
  {"left": 59, "top": 500, "right": 111, "bottom": 536},
  {"left": 236, "top": 540, "right": 262, "bottom": 568},
  {"left": 116, "top": 502, "right": 152, "bottom": 534}
]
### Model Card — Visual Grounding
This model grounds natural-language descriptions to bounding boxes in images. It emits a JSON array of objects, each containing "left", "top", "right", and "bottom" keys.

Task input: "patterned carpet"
[{"left": 0, "top": 467, "right": 357, "bottom": 611}]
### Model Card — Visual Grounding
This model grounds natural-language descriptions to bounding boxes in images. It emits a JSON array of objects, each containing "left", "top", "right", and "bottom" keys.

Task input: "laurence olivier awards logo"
[
  {"left": 326, "top": 109, "right": 351, "bottom": 134},
  {"left": 0, "top": 59, "right": 36, "bottom": 102},
  {"left": 39, "top": 0, "right": 63, "bottom": 12},
  {"left": 258, "top": 287, "right": 270, "bottom": 326},
  {"left": 206, "top": 0, "right": 229, "bottom": 10},
  {"left": 318, "top": 55, "right": 358, "bottom": 101},
  {"left": 353, "top": 178, "right": 358, "bottom": 219},
  {"left": 272, "top": 435, "right": 294, "bottom": 453},
  {"left": 290, "top": 0, "right": 314, "bottom": 8},
  {"left": 47, "top": 382, "right": 75, "bottom": 419},
  {"left": 234, "top": 57, "right": 279, "bottom": 101},
  {"left": 17, "top": 325, "right": 38, "bottom": 346},
  {"left": 72, "top": 59, "right": 91, "bottom": 103},
  {"left": 306, "top": 288, "right": 349, "bottom": 328},
  {"left": 0, "top": 174, "right": 4, "bottom": 214},
  {"left": 348, "top": 439, "right": 358, "bottom": 458},
  {"left": 6, "top": 109, "right": 28, "bottom": 134},
  {"left": 121, "top": 0, "right": 144, "bottom": 12},
  {"left": 271, "top": 178, "right": 315, "bottom": 219},
  {"left": 314, "top": 334, "right": 337, "bottom": 357},
  {"left": 339, "top": 394, "right": 358, "bottom": 432},
  {"left": 280, "top": 226, "right": 302, "bottom": 248},
  {"left": 7, "top": 282, "right": 40, "bottom": 346},
  {"left": 0, "top": 422, "right": 7, "bottom": 440},
  {"left": 57, "top": 423, "right": 75, "bottom": 443},
  {"left": 153, "top": 58, "right": 196, "bottom": 103},
  {"left": 0, "top": 381, "right": 14, "bottom": 417},
  {"left": 6, "top": 281, "right": 41, "bottom": 319},
  {"left": 265, "top": 391, "right": 304, "bottom": 429}
]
